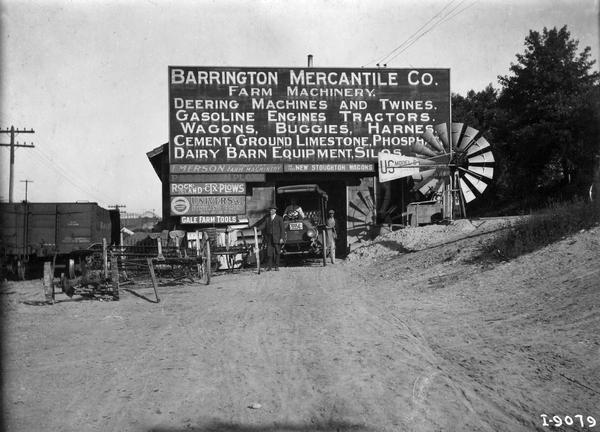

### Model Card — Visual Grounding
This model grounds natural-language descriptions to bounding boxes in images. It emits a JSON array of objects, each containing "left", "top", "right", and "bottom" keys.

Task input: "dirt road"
[{"left": 2, "top": 224, "right": 599, "bottom": 431}]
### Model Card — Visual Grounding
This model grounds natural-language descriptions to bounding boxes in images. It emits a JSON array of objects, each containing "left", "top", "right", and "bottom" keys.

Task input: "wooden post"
[
  {"left": 43, "top": 261, "right": 54, "bottom": 303},
  {"left": 205, "top": 232, "right": 211, "bottom": 284},
  {"left": 102, "top": 238, "right": 108, "bottom": 279},
  {"left": 119, "top": 231, "right": 126, "bottom": 262},
  {"left": 174, "top": 232, "right": 181, "bottom": 257},
  {"left": 68, "top": 258, "right": 75, "bottom": 279},
  {"left": 253, "top": 227, "right": 260, "bottom": 274},
  {"left": 147, "top": 258, "right": 161, "bottom": 303},
  {"left": 196, "top": 230, "right": 202, "bottom": 279},
  {"left": 157, "top": 237, "right": 164, "bottom": 261},
  {"left": 110, "top": 253, "right": 119, "bottom": 300},
  {"left": 322, "top": 228, "right": 327, "bottom": 266}
]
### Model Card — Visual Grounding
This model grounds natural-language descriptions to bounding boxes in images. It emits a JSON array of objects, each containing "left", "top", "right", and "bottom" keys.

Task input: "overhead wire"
[
  {"left": 383, "top": 0, "right": 470, "bottom": 65},
  {"left": 34, "top": 146, "right": 115, "bottom": 203},
  {"left": 29, "top": 148, "right": 112, "bottom": 204},
  {"left": 363, "top": 0, "right": 478, "bottom": 68},
  {"left": 362, "top": 0, "right": 458, "bottom": 67},
  {"left": 437, "top": 0, "right": 480, "bottom": 26},
  {"left": 370, "top": 0, "right": 458, "bottom": 67},
  {"left": 29, "top": 149, "right": 108, "bottom": 204}
]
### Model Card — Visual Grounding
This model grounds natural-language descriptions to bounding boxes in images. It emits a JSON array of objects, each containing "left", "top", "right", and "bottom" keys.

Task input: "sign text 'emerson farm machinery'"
[{"left": 378, "top": 122, "right": 495, "bottom": 220}]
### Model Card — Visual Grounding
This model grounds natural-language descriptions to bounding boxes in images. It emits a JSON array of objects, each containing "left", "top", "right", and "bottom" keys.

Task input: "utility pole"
[
  {"left": 0, "top": 126, "right": 35, "bottom": 203},
  {"left": 109, "top": 204, "right": 127, "bottom": 246},
  {"left": 109, "top": 204, "right": 127, "bottom": 214},
  {"left": 20, "top": 179, "right": 33, "bottom": 202},
  {"left": 109, "top": 204, "right": 127, "bottom": 221}
]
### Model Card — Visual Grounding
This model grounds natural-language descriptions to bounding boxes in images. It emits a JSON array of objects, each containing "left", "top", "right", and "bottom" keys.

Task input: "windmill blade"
[
  {"left": 429, "top": 153, "right": 452, "bottom": 164},
  {"left": 417, "top": 176, "right": 447, "bottom": 196},
  {"left": 458, "top": 166, "right": 494, "bottom": 183},
  {"left": 468, "top": 151, "right": 495, "bottom": 164},
  {"left": 411, "top": 168, "right": 437, "bottom": 181},
  {"left": 459, "top": 179, "right": 477, "bottom": 203},
  {"left": 433, "top": 123, "right": 450, "bottom": 151},
  {"left": 451, "top": 123, "right": 463, "bottom": 149},
  {"left": 412, "top": 141, "right": 438, "bottom": 157},
  {"left": 457, "top": 126, "right": 479, "bottom": 151},
  {"left": 412, "top": 164, "right": 452, "bottom": 179},
  {"left": 459, "top": 169, "right": 489, "bottom": 194},
  {"left": 466, "top": 136, "right": 491, "bottom": 156},
  {"left": 465, "top": 165, "right": 494, "bottom": 180},
  {"left": 411, "top": 154, "right": 451, "bottom": 167},
  {"left": 417, "top": 177, "right": 440, "bottom": 196},
  {"left": 421, "top": 129, "right": 446, "bottom": 153},
  {"left": 413, "top": 169, "right": 438, "bottom": 187}
]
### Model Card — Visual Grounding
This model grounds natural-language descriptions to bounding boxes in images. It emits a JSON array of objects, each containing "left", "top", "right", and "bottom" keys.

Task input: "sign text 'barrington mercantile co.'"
[{"left": 168, "top": 67, "right": 450, "bottom": 169}]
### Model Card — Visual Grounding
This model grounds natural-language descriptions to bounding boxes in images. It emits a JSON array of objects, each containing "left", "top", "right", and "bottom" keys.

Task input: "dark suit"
[{"left": 261, "top": 214, "right": 285, "bottom": 269}]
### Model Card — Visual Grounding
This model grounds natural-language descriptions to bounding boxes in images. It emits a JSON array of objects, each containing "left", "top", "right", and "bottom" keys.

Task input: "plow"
[{"left": 40, "top": 228, "right": 261, "bottom": 304}]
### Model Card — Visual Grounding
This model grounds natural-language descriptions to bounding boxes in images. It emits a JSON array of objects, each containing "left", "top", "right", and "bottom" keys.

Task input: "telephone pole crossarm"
[{"left": 0, "top": 126, "right": 36, "bottom": 203}]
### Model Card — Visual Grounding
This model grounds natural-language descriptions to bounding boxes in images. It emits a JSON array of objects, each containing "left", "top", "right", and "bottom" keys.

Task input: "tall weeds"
[{"left": 485, "top": 198, "right": 600, "bottom": 260}]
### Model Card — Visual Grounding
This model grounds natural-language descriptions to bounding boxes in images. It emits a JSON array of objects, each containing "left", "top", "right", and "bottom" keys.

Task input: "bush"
[{"left": 485, "top": 197, "right": 600, "bottom": 259}]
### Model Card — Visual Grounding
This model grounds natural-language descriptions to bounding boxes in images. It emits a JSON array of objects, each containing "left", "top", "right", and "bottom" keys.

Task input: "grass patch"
[{"left": 483, "top": 198, "right": 600, "bottom": 260}]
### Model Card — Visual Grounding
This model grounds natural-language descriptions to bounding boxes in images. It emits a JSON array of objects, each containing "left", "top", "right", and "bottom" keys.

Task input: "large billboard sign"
[{"left": 168, "top": 67, "right": 450, "bottom": 171}]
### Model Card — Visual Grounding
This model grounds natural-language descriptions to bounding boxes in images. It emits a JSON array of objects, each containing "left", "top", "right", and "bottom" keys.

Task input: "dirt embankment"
[
  {"left": 2, "top": 220, "right": 599, "bottom": 432},
  {"left": 346, "top": 217, "right": 523, "bottom": 261}
]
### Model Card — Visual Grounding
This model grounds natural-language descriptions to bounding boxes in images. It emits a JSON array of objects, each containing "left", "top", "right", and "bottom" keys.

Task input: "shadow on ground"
[
  {"left": 148, "top": 420, "right": 373, "bottom": 432},
  {"left": 280, "top": 254, "right": 330, "bottom": 268}
]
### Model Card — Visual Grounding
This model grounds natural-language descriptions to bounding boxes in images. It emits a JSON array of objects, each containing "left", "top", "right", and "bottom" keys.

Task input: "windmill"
[{"left": 378, "top": 122, "right": 495, "bottom": 219}]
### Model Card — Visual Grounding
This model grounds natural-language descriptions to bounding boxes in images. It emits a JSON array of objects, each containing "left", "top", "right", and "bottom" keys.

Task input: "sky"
[{"left": 1, "top": 0, "right": 598, "bottom": 214}]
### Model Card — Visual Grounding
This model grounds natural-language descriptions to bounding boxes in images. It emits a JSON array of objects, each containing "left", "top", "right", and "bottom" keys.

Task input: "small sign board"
[
  {"left": 378, "top": 153, "right": 420, "bottom": 182},
  {"left": 170, "top": 195, "right": 246, "bottom": 216},
  {"left": 181, "top": 215, "right": 241, "bottom": 224},
  {"left": 170, "top": 173, "right": 265, "bottom": 182},
  {"left": 284, "top": 163, "right": 373, "bottom": 173},
  {"left": 170, "top": 163, "right": 283, "bottom": 174},
  {"left": 170, "top": 182, "right": 246, "bottom": 195}
]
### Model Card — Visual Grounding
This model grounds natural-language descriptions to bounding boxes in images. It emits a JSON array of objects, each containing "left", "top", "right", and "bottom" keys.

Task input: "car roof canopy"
[{"left": 276, "top": 184, "right": 328, "bottom": 200}]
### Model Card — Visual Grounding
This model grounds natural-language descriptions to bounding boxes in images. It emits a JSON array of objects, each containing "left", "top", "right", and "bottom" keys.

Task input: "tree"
[
  {"left": 452, "top": 84, "right": 499, "bottom": 132},
  {"left": 497, "top": 26, "right": 600, "bottom": 202},
  {"left": 452, "top": 85, "right": 508, "bottom": 213}
]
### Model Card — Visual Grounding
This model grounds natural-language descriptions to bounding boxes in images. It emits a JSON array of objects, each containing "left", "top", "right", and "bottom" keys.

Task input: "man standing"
[
  {"left": 260, "top": 205, "right": 285, "bottom": 271},
  {"left": 325, "top": 209, "right": 337, "bottom": 264}
]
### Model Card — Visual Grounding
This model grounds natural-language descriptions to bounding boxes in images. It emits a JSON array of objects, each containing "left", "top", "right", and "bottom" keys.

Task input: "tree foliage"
[
  {"left": 452, "top": 84, "right": 499, "bottom": 132},
  {"left": 496, "top": 26, "right": 599, "bottom": 201},
  {"left": 452, "top": 26, "right": 599, "bottom": 214}
]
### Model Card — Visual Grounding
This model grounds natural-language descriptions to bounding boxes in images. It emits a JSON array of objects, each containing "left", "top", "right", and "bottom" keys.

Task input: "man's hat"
[
  {"left": 269, "top": 205, "right": 278, "bottom": 210},
  {"left": 328, "top": 209, "right": 335, "bottom": 214}
]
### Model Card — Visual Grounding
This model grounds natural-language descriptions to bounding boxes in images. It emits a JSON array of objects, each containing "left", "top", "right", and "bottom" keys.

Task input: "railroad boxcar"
[{"left": 0, "top": 202, "right": 119, "bottom": 279}]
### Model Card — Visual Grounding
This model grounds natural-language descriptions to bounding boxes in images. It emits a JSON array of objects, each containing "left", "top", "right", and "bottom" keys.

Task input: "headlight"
[{"left": 306, "top": 229, "right": 316, "bottom": 238}]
